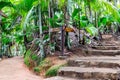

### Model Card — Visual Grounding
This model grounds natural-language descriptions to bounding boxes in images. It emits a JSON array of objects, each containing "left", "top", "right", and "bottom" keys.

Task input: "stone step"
[
  {"left": 82, "top": 49, "right": 120, "bottom": 56},
  {"left": 101, "top": 34, "right": 118, "bottom": 41},
  {"left": 100, "top": 41, "right": 120, "bottom": 46},
  {"left": 58, "top": 67, "right": 120, "bottom": 80},
  {"left": 92, "top": 46, "right": 120, "bottom": 50},
  {"left": 102, "top": 34, "right": 113, "bottom": 40},
  {"left": 44, "top": 76, "right": 77, "bottom": 80},
  {"left": 100, "top": 44, "right": 116, "bottom": 46},
  {"left": 68, "top": 56, "right": 120, "bottom": 68},
  {"left": 44, "top": 76, "right": 97, "bottom": 80}
]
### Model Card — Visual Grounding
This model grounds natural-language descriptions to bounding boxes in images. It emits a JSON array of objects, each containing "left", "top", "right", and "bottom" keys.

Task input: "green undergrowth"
[
  {"left": 34, "top": 67, "right": 40, "bottom": 73},
  {"left": 24, "top": 50, "right": 66, "bottom": 77},
  {"left": 33, "top": 58, "right": 52, "bottom": 74},
  {"left": 24, "top": 50, "right": 39, "bottom": 68},
  {"left": 24, "top": 50, "right": 31, "bottom": 67},
  {"left": 33, "top": 58, "right": 66, "bottom": 77},
  {"left": 45, "top": 64, "right": 65, "bottom": 77}
]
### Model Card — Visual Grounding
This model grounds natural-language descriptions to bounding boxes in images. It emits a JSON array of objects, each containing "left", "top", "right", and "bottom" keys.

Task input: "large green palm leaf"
[{"left": 90, "top": 0, "right": 120, "bottom": 22}]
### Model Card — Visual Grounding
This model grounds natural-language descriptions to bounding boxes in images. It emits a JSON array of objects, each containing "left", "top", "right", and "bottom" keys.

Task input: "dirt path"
[{"left": 0, "top": 56, "right": 43, "bottom": 80}]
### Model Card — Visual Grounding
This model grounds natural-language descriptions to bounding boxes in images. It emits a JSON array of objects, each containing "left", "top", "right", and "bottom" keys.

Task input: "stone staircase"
[{"left": 45, "top": 35, "right": 120, "bottom": 80}]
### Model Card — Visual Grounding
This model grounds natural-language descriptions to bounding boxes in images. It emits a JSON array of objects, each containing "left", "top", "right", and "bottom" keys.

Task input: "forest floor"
[{"left": 0, "top": 56, "right": 43, "bottom": 80}]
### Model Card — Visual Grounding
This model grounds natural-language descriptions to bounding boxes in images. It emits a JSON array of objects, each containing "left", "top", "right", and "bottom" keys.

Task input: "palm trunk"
[
  {"left": 0, "top": 15, "right": 2, "bottom": 57},
  {"left": 38, "top": 4, "right": 44, "bottom": 59},
  {"left": 61, "top": 25, "right": 65, "bottom": 56},
  {"left": 95, "top": 11, "right": 98, "bottom": 28},
  {"left": 48, "top": 0, "right": 53, "bottom": 54},
  {"left": 0, "top": 23, "right": 2, "bottom": 57},
  {"left": 65, "top": 0, "right": 71, "bottom": 49},
  {"left": 78, "top": 10, "right": 81, "bottom": 44},
  {"left": 88, "top": 0, "right": 92, "bottom": 23},
  {"left": 84, "top": 5, "right": 88, "bottom": 18},
  {"left": 114, "top": 0, "right": 117, "bottom": 6},
  {"left": 51, "top": 0, "right": 54, "bottom": 17}
]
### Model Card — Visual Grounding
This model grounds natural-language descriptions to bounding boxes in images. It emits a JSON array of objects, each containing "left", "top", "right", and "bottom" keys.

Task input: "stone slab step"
[
  {"left": 92, "top": 46, "right": 120, "bottom": 50},
  {"left": 100, "top": 44, "right": 116, "bottom": 46},
  {"left": 44, "top": 76, "right": 97, "bottom": 80},
  {"left": 44, "top": 76, "right": 77, "bottom": 80},
  {"left": 102, "top": 34, "right": 113, "bottom": 40},
  {"left": 58, "top": 67, "right": 120, "bottom": 80},
  {"left": 82, "top": 49, "right": 120, "bottom": 56},
  {"left": 100, "top": 41, "right": 118, "bottom": 46},
  {"left": 68, "top": 56, "right": 120, "bottom": 68}
]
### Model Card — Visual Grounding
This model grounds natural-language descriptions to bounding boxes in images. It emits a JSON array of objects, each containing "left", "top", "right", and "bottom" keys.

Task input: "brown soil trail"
[{"left": 0, "top": 56, "right": 43, "bottom": 80}]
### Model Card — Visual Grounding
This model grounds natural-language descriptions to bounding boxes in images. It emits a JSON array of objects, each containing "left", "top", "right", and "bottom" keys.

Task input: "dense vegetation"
[{"left": 1, "top": 0, "right": 120, "bottom": 76}]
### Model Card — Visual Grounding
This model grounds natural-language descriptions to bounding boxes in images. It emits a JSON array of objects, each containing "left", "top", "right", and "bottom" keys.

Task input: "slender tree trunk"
[
  {"left": 38, "top": 4, "right": 44, "bottom": 59},
  {"left": 50, "top": 0, "right": 55, "bottom": 53},
  {"left": 51, "top": 0, "right": 54, "bottom": 18},
  {"left": 48, "top": 0, "right": 52, "bottom": 54},
  {"left": 61, "top": 25, "right": 65, "bottom": 56},
  {"left": 84, "top": 5, "right": 87, "bottom": 18},
  {"left": 114, "top": 0, "right": 117, "bottom": 6},
  {"left": 48, "top": 1, "right": 51, "bottom": 39},
  {"left": 88, "top": 0, "right": 92, "bottom": 23},
  {"left": 23, "top": 31, "right": 28, "bottom": 49},
  {"left": 0, "top": 23, "right": 2, "bottom": 57},
  {"left": 23, "top": 30, "right": 29, "bottom": 57},
  {"left": 95, "top": 11, "right": 98, "bottom": 28},
  {"left": 65, "top": 11, "right": 69, "bottom": 49},
  {"left": 65, "top": 0, "right": 71, "bottom": 49},
  {"left": 0, "top": 16, "right": 2, "bottom": 57},
  {"left": 61, "top": 3, "right": 67, "bottom": 55},
  {"left": 78, "top": 10, "right": 81, "bottom": 44}
]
